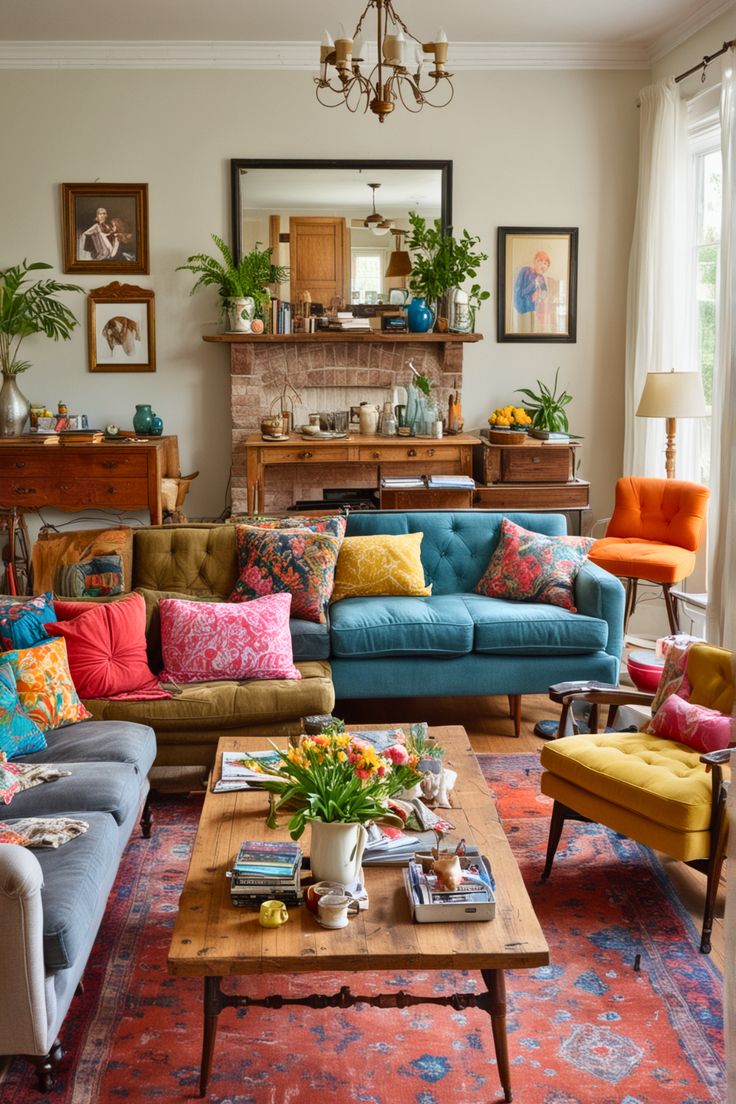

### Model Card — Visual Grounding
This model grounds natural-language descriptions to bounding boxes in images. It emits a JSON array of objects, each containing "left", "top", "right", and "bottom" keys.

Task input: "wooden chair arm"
[
  {"left": 700, "top": 747, "right": 734, "bottom": 767},
  {"left": 556, "top": 688, "right": 655, "bottom": 709}
]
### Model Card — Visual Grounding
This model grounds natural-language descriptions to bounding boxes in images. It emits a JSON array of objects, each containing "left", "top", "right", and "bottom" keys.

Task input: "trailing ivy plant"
[
  {"left": 406, "top": 213, "right": 490, "bottom": 308},
  {"left": 177, "top": 234, "right": 289, "bottom": 317}
]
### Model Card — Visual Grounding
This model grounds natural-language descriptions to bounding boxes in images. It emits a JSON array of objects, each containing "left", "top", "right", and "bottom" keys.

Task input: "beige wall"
[{"left": 0, "top": 66, "right": 644, "bottom": 526}]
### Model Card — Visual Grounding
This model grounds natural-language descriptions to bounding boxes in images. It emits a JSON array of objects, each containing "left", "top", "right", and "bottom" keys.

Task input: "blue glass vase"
[{"left": 407, "top": 297, "right": 435, "bottom": 333}]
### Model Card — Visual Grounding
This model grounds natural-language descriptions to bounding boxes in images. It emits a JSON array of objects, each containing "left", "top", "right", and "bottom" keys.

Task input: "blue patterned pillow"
[
  {"left": 0, "top": 593, "right": 57, "bottom": 651},
  {"left": 0, "top": 663, "right": 46, "bottom": 759}
]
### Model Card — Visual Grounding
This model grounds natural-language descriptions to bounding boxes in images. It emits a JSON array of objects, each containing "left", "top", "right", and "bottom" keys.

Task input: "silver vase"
[{"left": 0, "top": 373, "right": 30, "bottom": 436}]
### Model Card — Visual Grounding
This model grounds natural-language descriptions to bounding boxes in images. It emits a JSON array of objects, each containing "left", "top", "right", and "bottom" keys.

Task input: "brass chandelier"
[{"left": 316, "top": 0, "right": 454, "bottom": 124}]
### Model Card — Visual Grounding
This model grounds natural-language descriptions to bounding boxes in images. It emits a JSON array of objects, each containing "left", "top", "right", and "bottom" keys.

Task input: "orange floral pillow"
[{"left": 0, "top": 638, "right": 91, "bottom": 732}]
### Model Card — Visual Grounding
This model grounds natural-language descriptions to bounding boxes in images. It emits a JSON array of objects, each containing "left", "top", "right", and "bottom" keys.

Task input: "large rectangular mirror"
[{"left": 230, "top": 159, "right": 452, "bottom": 310}]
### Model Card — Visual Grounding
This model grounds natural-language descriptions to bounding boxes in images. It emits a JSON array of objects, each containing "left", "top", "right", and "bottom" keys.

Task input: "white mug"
[{"left": 317, "top": 893, "right": 359, "bottom": 929}]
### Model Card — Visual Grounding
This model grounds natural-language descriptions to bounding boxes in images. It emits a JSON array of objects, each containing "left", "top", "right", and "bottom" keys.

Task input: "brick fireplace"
[{"left": 204, "top": 334, "right": 476, "bottom": 513}]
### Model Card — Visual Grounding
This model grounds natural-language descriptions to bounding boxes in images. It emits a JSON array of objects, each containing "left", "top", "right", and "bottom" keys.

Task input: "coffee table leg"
[
  {"left": 480, "top": 968, "right": 512, "bottom": 1103},
  {"left": 199, "top": 975, "right": 222, "bottom": 1098}
]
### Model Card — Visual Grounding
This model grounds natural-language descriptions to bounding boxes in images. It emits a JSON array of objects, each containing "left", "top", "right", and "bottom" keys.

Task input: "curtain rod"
[{"left": 674, "top": 37, "right": 735, "bottom": 84}]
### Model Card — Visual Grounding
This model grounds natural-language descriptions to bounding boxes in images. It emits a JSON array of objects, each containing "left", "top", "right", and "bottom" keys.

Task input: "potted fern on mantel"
[{"left": 177, "top": 234, "right": 288, "bottom": 332}]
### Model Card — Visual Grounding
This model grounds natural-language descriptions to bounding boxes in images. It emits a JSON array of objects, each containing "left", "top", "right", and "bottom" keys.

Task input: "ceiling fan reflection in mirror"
[{"left": 357, "top": 183, "right": 393, "bottom": 235}]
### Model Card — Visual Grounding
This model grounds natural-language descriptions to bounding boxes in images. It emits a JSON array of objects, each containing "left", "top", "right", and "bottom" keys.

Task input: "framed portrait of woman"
[
  {"left": 497, "top": 227, "right": 578, "bottom": 342},
  {"left": 62, "top": 183, "right": 149, "bottom": 275}
]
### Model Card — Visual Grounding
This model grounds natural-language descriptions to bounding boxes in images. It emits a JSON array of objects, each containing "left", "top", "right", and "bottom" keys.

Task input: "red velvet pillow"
[{"left": 47, "top": 593, "right": 168, "bottom": 700}]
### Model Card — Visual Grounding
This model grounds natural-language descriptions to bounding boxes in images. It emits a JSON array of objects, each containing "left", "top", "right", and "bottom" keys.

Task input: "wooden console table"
[
  {"left": 0, "top": 435, "right": 179, "bottom": 525},
  {"left": 245, "top": 432, "right": 480, "bottom": 514}
]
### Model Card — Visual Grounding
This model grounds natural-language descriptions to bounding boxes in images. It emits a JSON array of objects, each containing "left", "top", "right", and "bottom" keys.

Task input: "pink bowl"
[{"left": 626, "top": 650, "right": 666, "bottom": 693}]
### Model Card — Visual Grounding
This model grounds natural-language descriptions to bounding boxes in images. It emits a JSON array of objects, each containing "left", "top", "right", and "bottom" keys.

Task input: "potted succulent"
[
  {"left": 516, "top": 367, "right": 578, "bottom": 438},
  {"left": 0, "top": 260, "right": 82, "bottom": 436},
  {"left": 177, "top": 234, "right": 288, "bottom": 332},
  {"left": 405, "top": 212, "right": 490, "bottom": 333}
]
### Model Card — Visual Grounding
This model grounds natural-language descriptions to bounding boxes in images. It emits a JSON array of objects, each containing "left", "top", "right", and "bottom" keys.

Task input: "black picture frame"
[{"left": 497, "top": 227, "right": 578, "bottom": 343}]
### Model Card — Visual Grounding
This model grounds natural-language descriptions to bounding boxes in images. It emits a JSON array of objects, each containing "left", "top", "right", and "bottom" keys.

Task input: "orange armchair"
[{"left": 589, "top": 477, "right": 709, "bottom": 633}]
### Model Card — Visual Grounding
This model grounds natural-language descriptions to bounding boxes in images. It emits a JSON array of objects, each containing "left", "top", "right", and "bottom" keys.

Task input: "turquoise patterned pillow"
[
  {"left": 0, "top": 592, "right": 57, "bottom": 651},
  {"left": 229, "top": 525, "right": 342, "bottom": 623},
  {"left": 0, "top": 663, "right": 46, "bottom": 760},
  {"left": 475, "top": 517, "right": 594, "bottom": 611}
]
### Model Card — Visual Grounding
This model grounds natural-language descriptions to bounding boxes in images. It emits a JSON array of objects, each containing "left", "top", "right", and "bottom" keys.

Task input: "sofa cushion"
[
  {"left": 289, "top": 617, "right": 331, "bottom": 661},
  {"left": 0, "top": 761, "right": 141, "bottom": 827},
  {"left": 19, "top": 720, "right": 156, "bottom": 777},
  {"left": 0, "top": 592, "right": 57, "bottom": 650},
  {"left": 159, "top": 594, "right": 301, "bottom": 683},
  {"left": 475, "top": 518, "right": 594, "bottom": 612},
  {"left": 230, "top": 525, "right": 342, "bottom": 623},
  {"left": 461, "top": 594, "right": 608, "bottom": 655},
  {"left": 0, "top": 638, "right": 91, "bottom": 732},
  {"left": 34, "top": 810, "right": 120, "bottom": 971},
  {"left": 331, "top": 533, "right": 432, "bottom": 603},
  {"left": 330, "top": 596, "right": 474, "bottom": 658},
  {"left": 0, "top": 663, "right": 46, "bottom": 759},
  {"left": 132, "top": 525, "right": 238, "bottom": 597},
  {"left": 47, "top": 593, "right": 166, "bottom": 699}
]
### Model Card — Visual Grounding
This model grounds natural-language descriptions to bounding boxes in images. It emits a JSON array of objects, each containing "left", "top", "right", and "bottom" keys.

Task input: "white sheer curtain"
[
  {"left": 623, "top": 78, "right": 700, "bottom": 479},
  {"left": 706, "top": 50, "right": 736, "bottom": 649}
]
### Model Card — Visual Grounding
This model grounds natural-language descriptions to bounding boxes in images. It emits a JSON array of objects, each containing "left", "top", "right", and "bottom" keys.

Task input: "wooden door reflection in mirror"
[{"left": 230, "top": 159, "right": 452, "bottom": 310}]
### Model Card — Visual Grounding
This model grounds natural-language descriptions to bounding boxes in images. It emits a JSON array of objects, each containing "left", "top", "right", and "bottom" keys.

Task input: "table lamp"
[{"left": 635, "top": 370, "right": 707, "bottom": 478}]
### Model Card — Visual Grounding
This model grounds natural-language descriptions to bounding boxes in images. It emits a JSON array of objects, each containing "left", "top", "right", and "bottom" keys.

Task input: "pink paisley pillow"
[
  {"left": 159, "top": 594, "right": 301, "bottom": 683},
  {"left": 649, "top": 692, "right": 732, "bottom": 753}
]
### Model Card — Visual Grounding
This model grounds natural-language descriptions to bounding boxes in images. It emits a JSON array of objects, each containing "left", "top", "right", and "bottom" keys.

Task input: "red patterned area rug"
[{"left": 0, "top": 754, "right": 725, "bottom": 1104}]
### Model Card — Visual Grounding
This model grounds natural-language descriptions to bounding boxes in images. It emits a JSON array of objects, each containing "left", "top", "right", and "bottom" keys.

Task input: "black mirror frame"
[{"left": 230, "top": 158, "right": 453, "bottom": 263}]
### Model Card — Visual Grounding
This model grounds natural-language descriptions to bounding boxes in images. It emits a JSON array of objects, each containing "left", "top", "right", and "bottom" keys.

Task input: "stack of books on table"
[
  {"left": 326, "top": 311, "right": 371, "bottom": 332},
  {"left": 381, "top": 475, "right": 427, "bottom": 490},
  {"left": 403, "top": 854, "right": 496, "bottom": 922},
  {"left": 426, "top": 474, "right": 475, "bottom": 489},
  {"left": 228, "top": 840, "right": 303, "bottom": 908}
]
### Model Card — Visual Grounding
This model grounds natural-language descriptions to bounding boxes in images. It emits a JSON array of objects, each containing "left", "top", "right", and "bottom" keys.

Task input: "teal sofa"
[{"left": 331, "top": 511, "right": 624, "bottom": 708}]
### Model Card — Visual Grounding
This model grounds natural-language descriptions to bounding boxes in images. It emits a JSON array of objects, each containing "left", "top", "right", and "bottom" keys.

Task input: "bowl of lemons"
[{"left": 487, "top": 405, "right": 531, "bottom": 443}]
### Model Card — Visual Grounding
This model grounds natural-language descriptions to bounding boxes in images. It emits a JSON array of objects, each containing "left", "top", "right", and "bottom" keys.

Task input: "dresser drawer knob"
[
  {"left": 14, "top": 460, "right": 26, "bottom": 469},
  {"left": 407, "top": 449, "right": 417, "bottom": 457},
  {"left": 299, "top": 451, "right": 313, "bottom": 459},
  {"left": 102, "top": 460, "right": 119, "bottom": 469},
  {"left": 532, "top": 456, "right": 541, "bottom": 464},
  {"left": 14, "top": 486, "right": 36, "bottom": 496},
  {"left": 372, "top": 451, "right": 381, "bottom": 459},
  {"left": 427, "top": 448, "right": 435, "bottom": 457}
]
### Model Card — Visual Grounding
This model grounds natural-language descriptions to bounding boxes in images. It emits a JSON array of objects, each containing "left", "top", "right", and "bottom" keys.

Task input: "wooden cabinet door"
[{"left": 289, "top": 217, "right": 349, "bottom": 307}]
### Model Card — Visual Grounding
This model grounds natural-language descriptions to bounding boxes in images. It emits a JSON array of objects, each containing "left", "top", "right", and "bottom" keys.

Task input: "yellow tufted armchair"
[{"left": 539, "top": 642, "right": 733, "bottom": 953}]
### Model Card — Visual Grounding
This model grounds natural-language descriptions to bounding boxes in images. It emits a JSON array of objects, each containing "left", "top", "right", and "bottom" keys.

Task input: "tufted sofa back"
[
  {"left": 345, "top": 511, "right": 566, "bottom": 595},
  {"left": 687, "top": 643, "right": 734, "bottom": 716},
  {"left": 132, "top": 523, "right": 237, "bottom": 596},
  {"left": 605, "top": 477, "right": 709, "bottom": 552}
]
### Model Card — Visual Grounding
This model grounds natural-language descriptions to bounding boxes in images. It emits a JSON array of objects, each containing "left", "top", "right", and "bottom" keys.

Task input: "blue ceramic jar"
[
  {"left": 149, "top": 414, "right": 164, "bottom": 436},
  {"left": 406, "top": 297, "right": 435, "bottom": 333}
]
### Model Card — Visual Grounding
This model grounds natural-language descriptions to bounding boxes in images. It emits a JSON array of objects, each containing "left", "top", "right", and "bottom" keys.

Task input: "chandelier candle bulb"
[{"left": 320, "top": 29, "right": 334, "bottom": 63}]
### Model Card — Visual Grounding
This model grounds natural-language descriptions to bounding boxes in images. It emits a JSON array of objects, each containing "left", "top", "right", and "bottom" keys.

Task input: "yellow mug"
[{"left": 259, "top": 900, "right": 289, "bottom": 928}]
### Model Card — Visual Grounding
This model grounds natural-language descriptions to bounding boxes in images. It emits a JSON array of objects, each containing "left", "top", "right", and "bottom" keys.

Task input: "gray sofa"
[{"left": 0, "top": 718, "right": 156, "bottom": 1090}]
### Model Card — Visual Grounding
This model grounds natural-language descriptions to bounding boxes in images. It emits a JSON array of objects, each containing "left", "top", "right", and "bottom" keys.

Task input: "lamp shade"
[
  {"left": 385, "top": 249, "right": 412, "bottom": 277},
  {"left": 635, "top": 372, "right": 707, "bottom": 418}
]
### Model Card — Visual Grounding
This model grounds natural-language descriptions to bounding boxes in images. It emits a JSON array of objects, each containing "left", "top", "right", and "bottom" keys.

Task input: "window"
[
  {"left": 351, "top": 249, "right": 385, "bottom": 303},
  {"left": 688, "top": 92, "right": 722, "bottom": 484}
]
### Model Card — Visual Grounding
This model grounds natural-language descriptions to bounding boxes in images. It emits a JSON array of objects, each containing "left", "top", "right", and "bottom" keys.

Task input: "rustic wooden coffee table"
[{"left": 167, "top": 726, "right": 549, "bottom": 1101}]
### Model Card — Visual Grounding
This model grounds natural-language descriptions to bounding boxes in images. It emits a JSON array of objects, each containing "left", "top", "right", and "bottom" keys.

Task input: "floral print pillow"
[
  {"left": 0, "top": 663, "right": 47, "bottom": 759},
  {"left": 0, "top": 592, "right": 57, "bottom": 651},
  {"left": 474, "top": 518, "right": 594, "bottom": 612},
  {"left": 239, "top": 514, "right": 347, "bottom": 540},
  {"left": 0, "top": 637, "right": 91, "bottom": 733},
  {"left": 229, "top": 525, "right": 343, "bottom": 623}
]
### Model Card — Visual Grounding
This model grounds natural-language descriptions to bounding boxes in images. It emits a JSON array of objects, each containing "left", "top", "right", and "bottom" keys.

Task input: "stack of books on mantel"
[
  {"left": 326, "top": 311, "right": 371, "bottom": 332},
  {"left": 227, "top": 840, "right": 303, "bottom": 909}
]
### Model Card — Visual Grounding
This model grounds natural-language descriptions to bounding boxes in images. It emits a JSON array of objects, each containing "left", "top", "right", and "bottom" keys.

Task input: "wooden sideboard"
[
  {"left": 244, "top": 432, "right": 480, "bottom": 514},
  {"left": 0, "top": 435, "right": 179, "bottom": 525}
]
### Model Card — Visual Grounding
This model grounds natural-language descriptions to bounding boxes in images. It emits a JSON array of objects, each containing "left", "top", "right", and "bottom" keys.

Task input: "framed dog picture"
[
  {"left": 62, "top": 183, "right": 149, "bottom": 274},
  {"left": 497, "top": 227, "right": 578, "bottom": 342},
  {"left": 88, "top": 282, "right": 156, "bottom": 373}
]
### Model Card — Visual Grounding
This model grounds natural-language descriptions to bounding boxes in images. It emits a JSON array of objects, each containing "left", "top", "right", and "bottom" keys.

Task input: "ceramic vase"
[
  {"left": 0, "top": 373, "right": 30, "bottom": 436},
  {"left": 406, "top": 297, "right": 435, "bottom": 334},
  {"left": 309, "top": 820, "right": 367, "bottom": 892},
  {"left": 227, "top": 296, "right": 256, "bottom": 332},
  {"left": 149, "top": 413, "right": 164, "bottom": 436},
  {"left": 133, "top": 404, "right": 154, "bottom": 434}
]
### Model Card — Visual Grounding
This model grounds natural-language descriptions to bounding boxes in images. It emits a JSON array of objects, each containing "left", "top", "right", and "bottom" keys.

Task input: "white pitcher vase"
[{"left": 309, "top": 820, "right": 367, "bottom": 892}]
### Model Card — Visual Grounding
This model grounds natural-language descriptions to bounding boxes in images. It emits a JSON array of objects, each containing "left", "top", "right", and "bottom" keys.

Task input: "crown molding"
[
  {"left": 0, "top": 39, "right": 651, "bottom": 71},
  {"left": 649, "top": 0, "right": 736, "bottom": 64}
]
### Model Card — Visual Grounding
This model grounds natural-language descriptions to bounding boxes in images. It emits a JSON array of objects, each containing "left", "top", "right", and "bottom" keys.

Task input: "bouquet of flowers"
[{"left": 263, "top": 723, "right": 422, "bottom": 840}]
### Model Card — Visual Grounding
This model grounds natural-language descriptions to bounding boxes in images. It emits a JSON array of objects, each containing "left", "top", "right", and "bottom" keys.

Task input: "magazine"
[{"left": 212, "top": 749, "right": 283, "bottom": 793}]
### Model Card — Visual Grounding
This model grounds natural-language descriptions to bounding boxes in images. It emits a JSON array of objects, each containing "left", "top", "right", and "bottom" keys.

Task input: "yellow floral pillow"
[
  {"left": 331, "top": 532, "right": 432, "bottom": 603},
  {"left": 0, "top": 637, "right": 91, "bottom": 732}
]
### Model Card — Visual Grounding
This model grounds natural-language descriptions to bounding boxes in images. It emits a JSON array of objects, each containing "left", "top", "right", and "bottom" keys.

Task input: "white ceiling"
[{"left": 0, "top": 0, "right": 731, "bottom": 61}]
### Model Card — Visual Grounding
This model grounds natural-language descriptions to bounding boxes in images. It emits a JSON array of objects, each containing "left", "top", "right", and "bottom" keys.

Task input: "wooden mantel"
[{"left": 203, "top": 332, "right": 483, "bottom": 345}]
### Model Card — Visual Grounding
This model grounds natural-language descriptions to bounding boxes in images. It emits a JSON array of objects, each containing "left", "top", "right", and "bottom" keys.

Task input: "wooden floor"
[{"left": 337, "top": 690, "right": 726, "bottom": 973}]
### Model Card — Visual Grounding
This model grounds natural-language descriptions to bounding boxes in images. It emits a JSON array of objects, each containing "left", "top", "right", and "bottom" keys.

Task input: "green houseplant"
[
  {"left": 0, "top": 260, "right": 82, "bottom": 436},
  {"left": 405, "top": 212, "right": 490, "bottom": 331},
  {"left": 177, "top": 233, "right": 288, "bottom": 331},
  {"left": 515, "top": 367, "right": 577, "bottom": 436}
]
